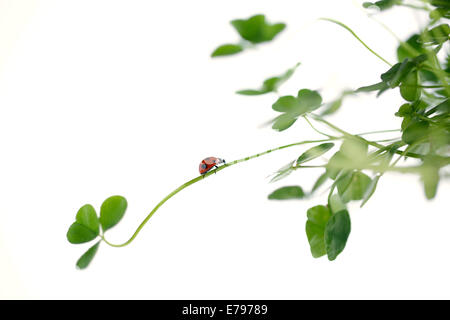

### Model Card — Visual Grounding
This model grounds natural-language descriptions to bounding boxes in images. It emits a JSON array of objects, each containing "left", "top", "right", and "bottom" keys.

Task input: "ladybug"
[{"left": 199, "top": 157, "right": 226, "bottom": 175}]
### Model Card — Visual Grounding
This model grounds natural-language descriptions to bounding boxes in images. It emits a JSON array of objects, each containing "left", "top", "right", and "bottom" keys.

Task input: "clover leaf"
[
  {"left": 211, "top": 14, "right": 286, "bottom": 58},
  {"left": 271, "top": 89, "right": 322, "bottom": 131},
  {"left": 305, "top": 205, "right": 332, "bottom": 258},
  {"left": 231, "top": 14, "right": 286, "bottom": 44},
  {"left": 67, "top": 195, "right": 128, "bottom": 269},
  {"left": 268, "top": 186, "right": 305, "bottom": 200}
]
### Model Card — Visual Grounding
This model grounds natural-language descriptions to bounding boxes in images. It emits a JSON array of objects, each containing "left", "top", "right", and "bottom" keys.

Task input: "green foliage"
[
  {"left": 328, "top": 194, "right": 347, "bottom": 214},
  {"left": 231, "top": 14, "right": 286, "bottom": 44},
  {"left": 421, "top": 157, "right": 441, "bottom": 199},
  {"left": 336, "top": 171, "right": 372, "bottom": 203},
  {"left": 311, "top": 172, "right": 329, "bottom": 193},
  {"left": 76, "top": 242, "right": 100, "bottom": 270},
  {"left": 397, "top": 34, "right": 425, "bottom": 62},
  {"left": 296, "top": 143, "right": 335, "bottom": 165},
  {"left": 421, "top": 24, "right": 450, "bottom": 46},
  {"left": 76, "top": 204, "right": 99, "bottom": 235},
  {"left": 270, "top": 161, "right": 295, "bottom": 182},
  {"left": 324, "top": 210, "right": 351, "bottom": 261},
  {"left": 67, "top": 222, "right": 98, "bottom": 244},
  {"left": 268, "top": 186, "right": 305, "bottom": 200},
  {"left": 361, "top": 174, "right": 381, "bottom": 207},
  {"left": 402, "top": 120, "right": 429, "bottom": 144},
  {"left": 100, "top": 196, "right": 128, "bottom": 232},
  {"left": 271, "top": 89, "right": 322, "bottom": 131},
  {"left": 363, "top": 0, "right": 400, "bottom": 11},
  {"left": 400, "top": 70, "right": 420, "bottom": 101},
  {"left": 305, "top": 205, "right": 332, "bottom": 258},
  {"left": 326, "top": 151, "right": 347, "bottom": 180},
  {"left": 211, "top": 14, "right": 285, "bottom": 58},
  {"left": 358, "top": 55, "right": 429, "bottom": 98},
  {"left": 320, "top": 91, "right": 353, "bottom": 116},
  {"left": 67, "top": 196, "right": 127, "bottom": 268},
  {"left": 218, "top": 3, "right": 448, "bottom": 262},
  {"left": 305, "top": 205, "right": 351, "bottom": 261},
  {"left": 237, "top": 63, "right": 300, "bottom": 95},
  {"left": 211, "top": 44, "right": 243, "bottom": 57},
  {"left": 431, "top": 0, "right": 450, "bottom": 8}
]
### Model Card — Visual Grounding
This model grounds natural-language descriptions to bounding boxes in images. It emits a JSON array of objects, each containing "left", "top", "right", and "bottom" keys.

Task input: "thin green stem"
[
  {"left": 296, "top": 163, "right": 425, "bottom": 174},
  {"left": 319, "top": 17, "right": 392, "bottom": 66},
  {"left": 356, "top": 128, "right": 401, "bottom": 135},
  {"left": 101, "top": 138, "right": 335, "bottom": 247},
  {"left": 303, "top": 115, "right": 336, "bottom": 138},
  {"left": 399, "top": 3, "right": 431, "bottom": 11},
  {"left": 309, "top": 113, "right": 424, "bottom": 159},
  {"left": 367, "top": 14, "right": 446, "bottom": 83},
  {"left": 368, "top": 15, "right": 419, "bottom": 58}
]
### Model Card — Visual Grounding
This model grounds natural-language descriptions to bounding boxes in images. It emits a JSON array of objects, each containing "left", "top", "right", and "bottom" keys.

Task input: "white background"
[{"left": 0, "top": 0, "right": 449, "bottom": 299}]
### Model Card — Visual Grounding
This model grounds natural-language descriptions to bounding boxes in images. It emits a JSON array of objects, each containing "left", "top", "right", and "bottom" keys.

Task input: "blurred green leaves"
[
  {"left": 336, "top": 171, "right": 372, "bottom": 203},
  {"left": 76, "top": 242, "right": 100, "bottom": 269},
  {"left": 296, "top": 143, "right": 334, "bottom": 165},
  {"left": 400, "top": 70, "right": 420, "bottom": 102},
  {"left": 270, "top": 160, "right": 295, "bottom": 183},
  {"left": 272, "top": 89, "right": 322, "bottom": 131},
  {"left": 306, "top": 205, "right": 332, "bottom": 258},
  {"left": 306, "top": 205, "right": 351, "bottom": 260},
  {"left": 231, "top": 14, "right": 286, "bottom": 44},
  {"left": 421, "top": 157, "right": 441, "bottom": 199},
  {"left": 236, "top": 63, "right": 300, "bottom": 95},
  {"left": 363, "top": 0, "right": 400, "bottom": 11},
  {"left": 430, "top": 1, "right": 450, "bottom": 20},
  {"left": 357, "top": 56, "right": 428, "bottom": 100},
  {"left": 326, "top": 139, "right": 369, "bottom": 179},
  {"left": 324, "top": 210, "right": 351, "bottom": 261},
  {"left": 402, "top": 120, "right": 429, "bottom": 144},
  {"left": 421, "top": 24, "right": 450, "bottom": 46},
  {"left": 211, "top": 14, "right": 286, "bottom": 57},
  {"left": 268, "top": 186, "right": 305, "bottom": 200},
  {"left": 211, "top": 44, "right": 243, "bottom": 57}
]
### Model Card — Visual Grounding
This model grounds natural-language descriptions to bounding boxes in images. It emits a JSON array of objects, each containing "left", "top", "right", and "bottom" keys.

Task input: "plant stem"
[
  {"left": 319, "top": 17, "right": 392, "bottom": 66},
  {"left": 101, "top": 138, "right": 335, "bottom": 247},
  {"left": 309, "top": 113, "right": 424, "bottom": 159},
  {"left": 303, "top": 115, "right": 336, "bottom": 138}
]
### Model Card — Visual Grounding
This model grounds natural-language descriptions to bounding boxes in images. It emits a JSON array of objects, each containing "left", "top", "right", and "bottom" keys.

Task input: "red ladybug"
[{"left": 199, "top": 157, "right": 226, "bottom": 174}]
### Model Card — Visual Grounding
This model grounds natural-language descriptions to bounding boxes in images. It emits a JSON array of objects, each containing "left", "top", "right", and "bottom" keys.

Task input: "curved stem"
[
  {"left": 309, "top": 113, "right": 424, "bottom": 159},
  {"left": 303, "top": 115, "right": 336, "bottom": 138},
  {"left": 319, "top": 17, "right": 392, "bottom": 66},
  {"left": 356, "top": 128, "right": 400, "bottom": 135},
  {"left": 102, "top": 138, "right": 335, "bottom": 247},
  {"left": 101, "top": 114, "right": 447, "bottom": 248}
]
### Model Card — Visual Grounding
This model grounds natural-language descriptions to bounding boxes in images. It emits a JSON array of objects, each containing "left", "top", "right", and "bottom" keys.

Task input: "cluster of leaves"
[
  {"left": 364, "top": 0, "right": 450, "bottom": 19},
  {"left": 67, "top": 196, "right": 127, "bottom": 269},
  {"left": 363, "top": 0, "right": 402, "bottom": 11},
  {"left": 211, "top": 14, "right": 286, "bottom": 57},
  {"left": 213, "top": 3, "right": 449, "bottom": 261}
]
